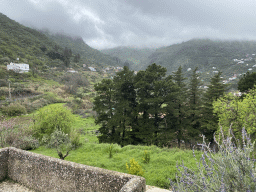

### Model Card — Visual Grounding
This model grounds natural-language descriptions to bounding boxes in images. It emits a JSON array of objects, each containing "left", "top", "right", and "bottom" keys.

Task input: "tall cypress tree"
[
  {"left": 93, "top": 79, "right": 116, "bottom": 143},
  {"left": 63, "top": 47, "right": 71, "bottom": 67},
  {"left": 94, "top": 66, "right": 137, "bottom": 146},
  {"left": 166, "top": 66, "right": 188, "bottom": 148},
  {"left": 201, "top": 72, "right": 226, "bottom": 145},
  {"left": 186, "top": 67, "right": 203, "bottom": 148},
  {"left": 134, "top": 63, "right": 170, "bottom": 145},
  {"left": 113, "top": 66, "right": 137, "bottom": 146},
  {"left": 159, "top": 75, "right": 178, "bottom": 146}
]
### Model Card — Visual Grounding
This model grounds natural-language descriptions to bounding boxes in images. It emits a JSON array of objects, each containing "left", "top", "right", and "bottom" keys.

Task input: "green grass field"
[
  {"left": 22, "top": 104, "right": 205, "bottom": 189},
  {"left": 1, "top": 103, "right": 205, "bottom": 189}
]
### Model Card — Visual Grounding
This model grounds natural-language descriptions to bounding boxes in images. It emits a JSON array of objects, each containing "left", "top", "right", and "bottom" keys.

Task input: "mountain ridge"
[{"left": 0, "top": 12, "right": 122, "bottom": 71}]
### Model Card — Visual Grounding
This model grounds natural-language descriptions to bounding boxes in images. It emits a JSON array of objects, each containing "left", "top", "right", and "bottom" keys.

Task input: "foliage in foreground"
[
  {"left": 214, "top": 89, "right": 256, "bottom": 143},
  {"left": 170, "top": 126, "right": 256, "bottom": 191}
]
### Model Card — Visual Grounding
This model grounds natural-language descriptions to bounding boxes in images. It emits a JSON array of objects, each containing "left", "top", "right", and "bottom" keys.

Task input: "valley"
[{"left": 1, "top": 12, "right": 256, "bottom": 191}]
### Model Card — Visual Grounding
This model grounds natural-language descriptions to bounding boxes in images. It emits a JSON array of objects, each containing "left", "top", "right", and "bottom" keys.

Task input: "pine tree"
[
  {"left": 158, "top": 75, "right": 178, "bottom": 146},
  {"left": 238, "top": 72, "right": 256, "bottom": 93},
  {"left": 167, "top": 66, "right": 188, "bottom": 148},
  {"left": 113, "top": 66, "right": 137, "bottom": 146},
  {"left": 134, "top": 64, "right": 171, "bottom": 145},
  {"left": 93, "top": 79, "right": 116, "bottom": 143},
  {"left": 74, "top": 53, "right": 80, "bottom": 63},
  {"left": 186, "top": 67, "right": 203, "bottom": 148},
  {"left": 63, "top": 47, "right": 71, "bottom": 67},
  {"left": 93, "top": 67, "right": 137, "bottom": 146},
  {"left": 201, "top": 72, "right": 226, "bottom": 146}
]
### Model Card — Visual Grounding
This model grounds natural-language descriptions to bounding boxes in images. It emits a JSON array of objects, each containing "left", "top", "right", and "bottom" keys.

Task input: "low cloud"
[{"left": 1, "top": 0, "right": 256, "bottom": 49}]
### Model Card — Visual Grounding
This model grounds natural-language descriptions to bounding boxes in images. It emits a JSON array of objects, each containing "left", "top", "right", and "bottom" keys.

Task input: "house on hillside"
[
  {"left": 88, "top": 67, "right": 96, "bottom": 72},
  {"left": 7, "top": 62, "right": 29, "bottom": 73},
  {"left": 67, "top": 68, "right": 78, "bottom": 73}
]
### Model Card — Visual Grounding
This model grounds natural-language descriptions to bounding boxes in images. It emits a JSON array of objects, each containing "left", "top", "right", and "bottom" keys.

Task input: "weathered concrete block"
[
  {"left": 2, "top": 147, "right": 146, "bottom": 192},
  {"left": 0, "top": 148, "right": 8, "bottom": 181}
]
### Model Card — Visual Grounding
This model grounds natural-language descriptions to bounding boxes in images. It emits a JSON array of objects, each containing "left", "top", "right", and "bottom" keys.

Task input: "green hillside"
[
  {"left": 0, "top": 12, "right": 122, "bottom": 72},
  {"left": 102, "top": 39, "right": 256, "bottom": 88},
  {"left": 39, "top": 29, "right": 123, "bottom": 68},
  {"left": 0, "top": 12, "right": 61, "bottom": 69},
  {"left": 0, "top": 12, "right": 116, "bottom": 119},
  {"left": 147, "top": 39, "right": 256, "bottom": 79}
]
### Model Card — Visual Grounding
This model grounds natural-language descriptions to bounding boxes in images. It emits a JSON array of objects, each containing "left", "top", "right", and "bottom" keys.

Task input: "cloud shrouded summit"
[{"left": 1, "top": 0, "right": 256, "bottom": 49}]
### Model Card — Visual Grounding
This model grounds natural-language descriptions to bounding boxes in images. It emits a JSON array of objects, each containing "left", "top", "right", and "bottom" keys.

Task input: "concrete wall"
[
  {"left": 0, "top": 147, "right": 146, "bottom": 192},
  {"left": 0, "top": 148, "right": 8, "bottom": 181}
]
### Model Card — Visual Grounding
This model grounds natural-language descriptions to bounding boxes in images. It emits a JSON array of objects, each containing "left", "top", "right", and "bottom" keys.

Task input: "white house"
[
  {"left": 67, "top": 69, "right": 78, "bottom": 73},
  {"left": 7, "top": 62, "right": 29, "bottom": 73},
  {"left": 88, "top": 67, "right": 96, "bottom": 72}
]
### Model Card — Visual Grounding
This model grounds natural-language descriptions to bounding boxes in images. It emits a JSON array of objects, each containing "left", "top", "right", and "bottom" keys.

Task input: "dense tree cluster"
[
  {"left": 238, "top": 72, "right": 256, "bottom": 93},
  {"left": 93, "top": 64, "right": 226, "bottom": 148}
]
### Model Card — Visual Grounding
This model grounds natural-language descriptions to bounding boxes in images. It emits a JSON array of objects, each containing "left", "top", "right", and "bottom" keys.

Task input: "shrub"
[
  {"left": 1, "top": 103, "right": 27, "bottom": 116},
  {"left": 70, "top": 128, "right": 82, "bottom": 149},
  {"left": 0, "top": 79, "right": 7, "bottom": 87},
  {"left": 0, "top": 119, "right": 15, "bottom": 147},
  {"left": 61, "top": 73, "right": 89, "bottom": 95},
  {"left": 22, "top": 98, "right": 49, "bottom": 113},
  {"left": 142, "top": 150, "right": 150, "bottom": 164},
  {"left": 0, "top": 118, "right": 39, "bottom": 150},
  {"left": 12, "top": 135, "right": 39, "bottom": 150},
  {"left": 42, "top": 92, "right": 61, "bottom": 104},
  {"left": 46, "top": 129, "right": 73, "bottom": 160},
  {"left": 126, "top": 158, "right": 144, "bottom": 176},
  {"left": 33, "top": 104, "right": 73, "bottom": 141},
  {"left": 0, "top": 95, "right": 5, "bottom": 100},
  {"left": 170, "top": 126, "right": 256, "bottom": 192},
  {"left": 108, "top": 143, "right": 114, "bottom": 158},
  {"left": 0, "top": 56, "right": 10, "bottom": 63}
]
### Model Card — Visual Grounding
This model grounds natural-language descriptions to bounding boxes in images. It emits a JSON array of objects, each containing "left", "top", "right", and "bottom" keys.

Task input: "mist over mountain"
[
  {"left": 147, "top": 38, "right": 256, "bottom": 84},
  {"left": 2, "top": 10, "right": 256, "bottom": 90},
  {"left": 102, "top": 38, "right": 256, "bottom": 89},
  {"left": 100, "top": 46, "right": 156, "bottom": 70},
  {"left": 38, "top": 29, "right": 123, "bottom": 68}
]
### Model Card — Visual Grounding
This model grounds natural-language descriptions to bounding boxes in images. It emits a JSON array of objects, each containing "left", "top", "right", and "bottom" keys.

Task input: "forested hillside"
[
  {"left": 0, "top": 12, "right": 117, "bottom": 121},
  {"left": 0, "top": 12, "right": 60, "bottom": 69},
  {"left": 39, "top": 29, "right": 122, "bottom": 67},
  {"left": 0, "top": 12, "right": 123, "bottom": 72},
  {"left": 148, "top": 39, "right": 256, "bottom": 78},
  {"left": 101, "top": 39, "right": 256, "bottom": 89}
]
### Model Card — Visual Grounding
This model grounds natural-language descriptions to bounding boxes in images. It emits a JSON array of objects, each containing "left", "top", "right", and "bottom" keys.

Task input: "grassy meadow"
[{"left": 9, "top": 103, "right": 204, "bottom": 189}]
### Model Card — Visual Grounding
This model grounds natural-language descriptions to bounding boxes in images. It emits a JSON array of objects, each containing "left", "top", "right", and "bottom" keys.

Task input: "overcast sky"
[{"left": 1, "top": 0, "right": 256, "bottom": 50}]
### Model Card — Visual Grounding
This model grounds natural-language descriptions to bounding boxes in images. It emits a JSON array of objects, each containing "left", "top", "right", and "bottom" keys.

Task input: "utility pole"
[{"left": 8, "top": 80, "right": 11, "bottom": 100}]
